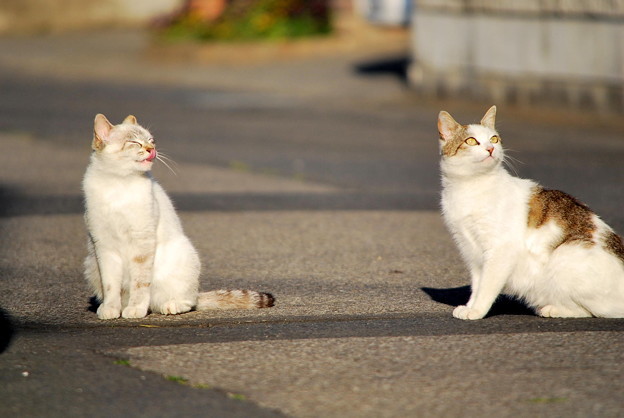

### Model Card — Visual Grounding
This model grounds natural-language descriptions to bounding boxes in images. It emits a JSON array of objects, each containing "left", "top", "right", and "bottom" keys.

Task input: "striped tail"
[{"left": 196, "top": 290, "right": 275, "bottom": 310}]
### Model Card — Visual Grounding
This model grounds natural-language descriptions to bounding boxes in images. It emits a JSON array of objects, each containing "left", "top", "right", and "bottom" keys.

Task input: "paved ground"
[{"left": 1, "top": 29, "right": 623, "bottom": 417}]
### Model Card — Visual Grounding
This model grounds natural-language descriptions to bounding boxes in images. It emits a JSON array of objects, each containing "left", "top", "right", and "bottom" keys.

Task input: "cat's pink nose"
[
  {"left": 486, "top": 147, "right": 494, "bottom": 155},
  {"left": 146, "top": 148, "right": 157, "bottom": 162}
]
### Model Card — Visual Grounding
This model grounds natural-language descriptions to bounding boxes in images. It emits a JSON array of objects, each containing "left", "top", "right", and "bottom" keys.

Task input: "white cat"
[
  {"left": 438, "top": 106, "right": 624, "bottom": 320},
  {"left": 83, "top": 114, "right": 274, "bottom": 320}
]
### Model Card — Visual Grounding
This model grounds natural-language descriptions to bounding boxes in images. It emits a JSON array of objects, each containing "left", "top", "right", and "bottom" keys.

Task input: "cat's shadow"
[
  {"left": 87, "top": 289, "right": 534, "bottom": 317},
  {"left": 0, "top": 307, "right": 14, "bottom": 353},
  {"left": 421, "top": 286, "right": 536, "bottom": 317}
]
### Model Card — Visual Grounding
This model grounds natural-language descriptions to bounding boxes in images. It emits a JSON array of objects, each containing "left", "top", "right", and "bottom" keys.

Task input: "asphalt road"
[{"left": 1, "top": 30, "right": 623, "bottom": 417}]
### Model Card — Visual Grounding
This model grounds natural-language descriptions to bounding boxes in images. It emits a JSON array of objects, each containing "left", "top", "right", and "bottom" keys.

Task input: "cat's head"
[
  {"left": 92, "top": 113, "right": 157, "bottom": 173},
  {"left": 437, "top": 105, "right": 503, "bottom": 177}
]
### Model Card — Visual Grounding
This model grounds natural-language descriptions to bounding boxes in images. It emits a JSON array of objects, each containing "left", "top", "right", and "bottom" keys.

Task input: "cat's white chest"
[
  {"left": 84, "top": 169, "right": 158, "bottom": 241},
  {"left": 87, "top": 174, "right": 152, "bottom": 210},
  {"left": 441, "top": 174, "right": 532, "bottom": 253},
  {"left": 443, "top": 187, "right": 496, "bottom": 250}
]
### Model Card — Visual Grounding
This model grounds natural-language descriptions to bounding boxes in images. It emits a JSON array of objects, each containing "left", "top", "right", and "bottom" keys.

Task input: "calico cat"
[
  {"left": 438, "top": 105, "right": 624, "bottom": 319},
  {"left": 83, "top": 114, "right": 274, "bottom": 319}
]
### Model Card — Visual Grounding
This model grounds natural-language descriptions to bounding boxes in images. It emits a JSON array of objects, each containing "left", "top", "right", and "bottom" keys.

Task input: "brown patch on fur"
[
  {"left": 135, "top": 281, "right": 151, "bottom": 289},
  {"left": 133, "top": 254, "right": 149, "bottom": 264},
  {"left": 528, "top": 186, "right": 596, "bottom": 249},
  {"left": 440, "top": 125, "right": 469, "bottom": 157},
  {"left": 603, "top": 231, "right": 624, "bottom": 264},
  {"left": 92, "top": 133, "right": 105, "bottom": 151}
]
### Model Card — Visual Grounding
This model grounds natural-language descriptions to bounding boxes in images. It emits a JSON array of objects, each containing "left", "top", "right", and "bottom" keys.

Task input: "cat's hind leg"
[
  {"left": 537, "top": 305, "right": 592, "bottom": 318},
  {"left": 159, "top": 299, "right": 194, "bottom": 315},
  {"left": 149, "top": 238, "right": 200, "bottom": 316},
  {"left": 542, "top": 242, "right": 624, "bottom": 318}
]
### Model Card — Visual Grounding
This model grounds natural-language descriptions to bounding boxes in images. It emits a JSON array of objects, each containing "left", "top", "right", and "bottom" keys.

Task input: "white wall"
[{"left": 408, "top": 0, "right": 624, "bottom": 111}]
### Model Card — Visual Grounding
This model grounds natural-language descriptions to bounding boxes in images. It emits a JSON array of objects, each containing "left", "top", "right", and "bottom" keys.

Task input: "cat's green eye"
[
  {"left": 465, "top": 137, "right": 479, "bottom": 146},
  {"left": 490, "top": 136, "right": 500, "bottom": 144}
]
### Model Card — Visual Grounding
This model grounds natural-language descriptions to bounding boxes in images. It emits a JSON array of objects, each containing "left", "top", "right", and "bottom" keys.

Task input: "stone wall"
[{"left": 408, "top": 0, "right": 624, "bottom": 112}]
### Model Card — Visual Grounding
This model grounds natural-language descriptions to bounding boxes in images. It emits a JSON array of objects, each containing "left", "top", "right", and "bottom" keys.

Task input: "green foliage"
[
  {"left": 192, "top": 383, "right": 212, "bottom": 389},
  {"left": 166, "top": 375, "right": 189, "bottom": 384},
  {"left": 160, "top": 0, "right": 332, "bottom": 42},
  {"left": 227, "top": 392, "right": 247, "bottom": 401}
]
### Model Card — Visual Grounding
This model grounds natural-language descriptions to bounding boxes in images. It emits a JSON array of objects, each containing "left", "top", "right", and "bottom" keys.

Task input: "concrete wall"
[
  {"left": 0, "top": 0, "right": 183, "bottom": 35},
  {"left": 408, "top": 0, "right": 624, "bottom": 112}
]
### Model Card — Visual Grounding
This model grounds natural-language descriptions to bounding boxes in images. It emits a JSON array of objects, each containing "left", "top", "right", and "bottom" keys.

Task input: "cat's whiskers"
[
  {"left": 503, "top": 157, "right": 520, "bottom": 177},
  {"left": 155, "top": 151, "right": 178, "bottom": 176},
  {"left": 502, "top": 148, "right": 523, "bottom": 177},
  {"left": 157, "top": 151, "right": 178, "bottom": 168},
  {"left": 156, "top": 150, "right": 177, "bottom": 164}
]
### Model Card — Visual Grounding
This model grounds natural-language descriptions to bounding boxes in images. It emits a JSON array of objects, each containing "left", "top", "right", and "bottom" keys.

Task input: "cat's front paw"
[
  {"left": 97, "top": 305, "right": 121, "bottom": 320},
  {"left": 122, "top": 305, "right": 148, "bottom": 319},
  {"left": 157, "top": 300, "right": 193, "bottom": 315},
  {"left": 453, "top": 305, "right": 486, "bottom": 320}
]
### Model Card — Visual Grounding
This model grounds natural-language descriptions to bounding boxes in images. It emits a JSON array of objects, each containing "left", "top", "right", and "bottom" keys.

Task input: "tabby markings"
[
  {"left": 133, "top": 254, "right": 149, "bottom": 264},
  {"left": 528, "top": 187, "right": 596, "bottom": 249}
]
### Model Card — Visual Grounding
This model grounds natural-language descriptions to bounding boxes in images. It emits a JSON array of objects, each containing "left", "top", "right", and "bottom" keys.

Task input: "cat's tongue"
[{"left": 146, "top": 149, "right": 157, "bottom": 162}]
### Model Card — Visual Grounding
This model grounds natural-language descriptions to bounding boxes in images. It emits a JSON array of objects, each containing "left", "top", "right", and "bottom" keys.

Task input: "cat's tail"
[{"left": 196, "top": 290, "right": 275, "bottom": 310}]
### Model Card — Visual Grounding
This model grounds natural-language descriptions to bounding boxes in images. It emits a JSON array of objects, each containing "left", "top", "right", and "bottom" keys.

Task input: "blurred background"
[
  {"left": 0, "top": 0, "right": 622, "bottom": 112},
  {"left": 1, "top": 0, "right": 622, "bottom": 200},
  {"left": 1, "top": 0, "right": 623, "bottom": 234},
  {"left": 0, "top": 0, "right": 623, "bottom": 221}
]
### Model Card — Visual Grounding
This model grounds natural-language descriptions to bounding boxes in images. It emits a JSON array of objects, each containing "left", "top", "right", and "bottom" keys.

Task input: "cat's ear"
[
  {"left": 123, "top": 115, "right": 138, "bottom": 125},
  {"left": 480, "top": 105, "right": 497, "bottom": 130},
  {"left": 93, "top": 114, "right": 113, "bottom": 151},
  {"left": 438, "top": 111, "right": 462, "bottom": 142}
]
